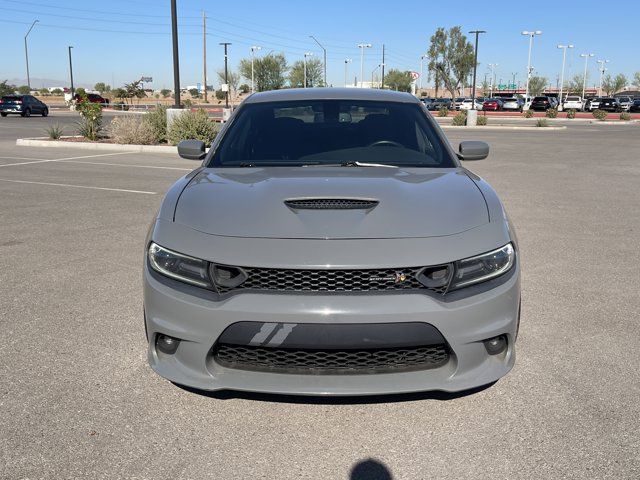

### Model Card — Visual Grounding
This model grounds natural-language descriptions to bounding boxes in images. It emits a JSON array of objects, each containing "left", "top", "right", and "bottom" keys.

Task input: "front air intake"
[{"left": 284, "top": 198, "right": 379, "bottom": 210}]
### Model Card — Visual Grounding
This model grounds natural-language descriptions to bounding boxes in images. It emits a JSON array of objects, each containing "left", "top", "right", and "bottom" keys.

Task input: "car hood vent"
[{"left": 284, "top": 198, "right": 379, "bottom": 210}]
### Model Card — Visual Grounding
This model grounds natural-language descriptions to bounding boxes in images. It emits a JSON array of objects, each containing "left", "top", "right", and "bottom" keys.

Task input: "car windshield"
[
  {"left": 566, "top": 97, "right": 579, "bottom": 101},
  {"left": 211, "top": 99, "right": 455, "bottom": 168}
]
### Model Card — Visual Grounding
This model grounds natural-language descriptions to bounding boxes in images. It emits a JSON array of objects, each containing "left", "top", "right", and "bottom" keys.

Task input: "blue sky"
[{"left": 1, "top": 0, "right": 638, "bottom": 90}]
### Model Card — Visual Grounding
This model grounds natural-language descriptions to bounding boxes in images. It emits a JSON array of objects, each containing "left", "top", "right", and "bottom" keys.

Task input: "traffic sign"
[{"left": 410, "top": 71, "right": 420, "bottom": 80}]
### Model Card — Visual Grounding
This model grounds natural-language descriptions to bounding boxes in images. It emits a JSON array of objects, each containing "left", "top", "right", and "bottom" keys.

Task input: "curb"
[
  {"left": 440, "top": 125, "right": 567, "bottom": 131},
  {"left": 589, "top": 120, "right": 637, "bottom": 125},
  {"left": 16, "top": 137, "right": 178, "bottom": 154}
]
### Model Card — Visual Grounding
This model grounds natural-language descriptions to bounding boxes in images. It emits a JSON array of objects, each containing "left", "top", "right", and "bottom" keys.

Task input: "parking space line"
[
  {"left": 0, "top": 152, "right": 132, "bottom": 168},
  {"left": 58, "top": 160, "right": 192, "bottom": 171},
  {"left": 0, "top": 178, "right": 157, "bottom": 195}
]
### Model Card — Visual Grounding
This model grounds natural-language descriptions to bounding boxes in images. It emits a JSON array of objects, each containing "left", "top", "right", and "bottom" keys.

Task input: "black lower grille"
[{"left": 213, "top": 343, "right": 450, "bottom": 375}]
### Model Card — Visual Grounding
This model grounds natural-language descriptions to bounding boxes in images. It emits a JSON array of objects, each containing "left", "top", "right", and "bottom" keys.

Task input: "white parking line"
[
  {"left": 0, "top": 178, "right": 157, "bottom": 195},
  {"left": 58, "top": 160, "right": 192, "bottom": 171},
  {"left": 0, "top": 152, "right": 132, "bottom": 168}
]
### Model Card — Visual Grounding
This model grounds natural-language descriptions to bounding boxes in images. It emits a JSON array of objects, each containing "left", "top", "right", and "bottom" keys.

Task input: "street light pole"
[
  {"left": 202, "top": 11, "right": 207, "bottom": 103},
  {"left": 597, "top": 59, "right": 609, "bottom": 97},
  {"left": 219, "top": 42, "right": 232, "bottom": 107},
  {"left": 250, "top": 45, "right": 261, "bottom": 93},
  {"left": 170, "top": 0, "right": 181, "bottom": 108},
  {"left": 557, "top": 44, "right": 573, "bottom": 110},
  {"left": 580, "top": 53, "right": 594, "bottom": 99},
  {"left": 357, "top": 43, "right": 372, "bottom": 88},
  {"left": 24, "top": 20, "right": 39, "bottom": 91},
  {"left": 468, "top": 30, "right": 485, "bottom": 110},
  {"left": 303, "top": 52, "right": 313, "bottom": 88},
  {"left": 371, "top": 65, "right": 380, "bottom": 88},
  {"left": 67, "top": 46, "right": 74, "bottom": 99},
  {"left": 522, "top": 30, "right": 542, "bottom": 102},
  {"left": 419, "top": 54, "right": 427, "bottom": 91},
  {"left": 344, "top": 58, "right": 352, "bottom": 87},
  {"left": 488, "top": 63, "right": 498, "bottom": 97},
  {"left": 309, "top": 35, "right": 326, "bottom": 87}
]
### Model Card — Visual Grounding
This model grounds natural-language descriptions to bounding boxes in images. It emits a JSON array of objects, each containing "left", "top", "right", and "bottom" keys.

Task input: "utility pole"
[
  {"left": 522, "top": 30, "right": 542, "bottom": 102},
  {"left": 468, "top": 30, "right": 485, "bottom": 110},
  {"left": 170, "top": 0, "right": 181, "bottom": 108},
  {"left": 303, "top": 52, "right": 313, "bottom": 87},
  {"left": 309, "top": 35, "right": 326, "bottom": 86},
  {"left": 371, "top": 65, "right": 380, "bottom": 88},
  {"left": 580, "top": 53, "right": 594, "bottom": 99},
  {"left": 24, "top": 20, "right": 39, "bottom": 91},
  {"left": 419, "top": 54, "right": 427, "bottom": 91},
  {"left": 381, "top": 44, "right": 386, "bottom": 89},
  {"left": 344, "top": 58, "right": 352, "bottom": 87},
  {"left": 220, "top": 42, "right": 232, "bottom": 107},
  {"left": 250, "top": 46, "right": 261, "bottom": 93},
  {"left": 597, "top": 59, "right": 609, "bottom": 97},
  {"left": 67, "top": 46, "right": 74, "bottom": 98},
  {"left": 511, "top": 72, "right": 517, "bottom": 93},
  {"left": 488, "top": 63, "right": 498, "bottom": 97},
  {"left": 357, "top": 43, "right": 372, "bottom": 88},
  {"left": 557, "top": 44, "right": 573, "bottom": 110},
  {"left": 202, "top": 11, "right": 207, "bottom": 103}
]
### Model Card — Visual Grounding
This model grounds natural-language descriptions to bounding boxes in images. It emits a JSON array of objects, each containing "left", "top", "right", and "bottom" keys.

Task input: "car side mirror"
[
  {"left": 177, "top": 140, "right": 206, "bottom": 160},
  {"left": 457, "top": 141, "right": 489, "bottom": 161}
]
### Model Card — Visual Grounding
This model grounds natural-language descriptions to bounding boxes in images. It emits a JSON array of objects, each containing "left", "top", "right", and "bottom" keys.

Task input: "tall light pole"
[
  {"left": 170, "top": 0, "right": 180, "bottom": 108},
  {"left": 67, "top": 46, "right": 74, "bottom": 99},
  {"left": 419, "top": 54, "right": 427, "bottom": 91},
  {"left": 357, "top": 43, "right": 372, "bottom": 88},
  {"left": 468, "top": 30, "right": 485, "bottom": 110},
  {"left": 557, "top": 44, "right": 573, "bottom": 109},
  {"left": 488, "top": 63, "right": 498, "bottom": 97},
  {"left": 250, "top": 45, "right": 261, "bottom": 93},
  {"left": 580, "top": 53, "right": 594, "bottom": 99},
  {"left": 371, "top": 64, "right": 381, "bottom": 88},
  {"left": 597, "top": 59, "right": 609, "bottom": 97},
  {"left": 309, "top": 35, "right": 326, "bottom": 87},
  {"left": 511, "top": 72, "right": 517, "bottom": 93},
  {"left": 219, "top": 42, "right": 231, "bottom": 107},
  {"left": 344, "top": 58, "right": 352, "bottom": 87},
  {"left": 522, "top": 30, "right": 542, "bottom": 102},
  {"left": 24, "top": 20, "right": 39, "bottom": 91},
  {"left": 202, "top": 11, "right": 207, "bottom": 103},
  {"left": 303, "top": 52, "right": 313, "bottom": 88}
]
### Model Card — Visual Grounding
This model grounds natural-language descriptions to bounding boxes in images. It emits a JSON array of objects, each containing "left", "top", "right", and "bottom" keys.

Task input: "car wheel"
[
  {"left": 42, "top": 108, "right": 48, "bottom": 117},
  {"left": 0, "top": 112, "right": 7, "bottom": 117},
  {"left": 22, "top": 108, "right": 31, "bottom": 117}
]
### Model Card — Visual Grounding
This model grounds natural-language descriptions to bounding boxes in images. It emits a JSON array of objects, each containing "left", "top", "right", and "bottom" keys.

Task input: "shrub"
[
  {"left": 112, "top": 102, "right": 129, "bottom": 111},
  {"left": 536, "top": 118, "right": 548, "bottom": 127},
  {"left": 144, "top": 105, "right": 167, "bottom": 143},
  {"left": 523, "top": 109, "right": 534, "bottom": 118},
  {"left": 566, "top": 109, "right": 576, "bottom": 119},
  {"left": 239, "top": 84, "right": 250, "bottom": 94},
  {"left": 167, "top": 109, "right": 219, "bottom": 147},
  {"left": 476, "top": 115, "right": 487, "bottom": 126},
  {"left": 110, "top": 116, "right": 157, "bottom": 145},
  {"left": 620, "top": 112, "right": 631, "bottom": 121},
  {"left": 45, "top": 123, "right": 64, "bottom": 140},
  {"left": 182, "top": 98, "right": 193, "bottom": 108},
  {"left": 452, "top": 112, "right": 466, "bottom": 126},
  {"left": 545, "top": 108, "right": 558, "bottom": 118},
  {"left": 76, "top": 95, "right": 103, "bottom": 140},
  {"left": 592, "top": 109, "right": 607, "bottom": 121},
  {"left": 437, "top": 107, "right": 449, "bottom": 117},
  {"left": 215, "top": 89, "right": 226, "bottom": 100}
]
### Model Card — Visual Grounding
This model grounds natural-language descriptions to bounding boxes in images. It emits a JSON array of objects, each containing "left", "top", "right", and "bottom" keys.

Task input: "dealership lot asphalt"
[{"left": 0, "top": 117, "right": 639, "bottom": 479}]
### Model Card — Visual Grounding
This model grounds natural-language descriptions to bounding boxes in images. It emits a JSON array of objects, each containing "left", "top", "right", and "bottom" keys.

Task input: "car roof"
[{"left": 244, "top": 87, "right": 419, "bottom": 104}]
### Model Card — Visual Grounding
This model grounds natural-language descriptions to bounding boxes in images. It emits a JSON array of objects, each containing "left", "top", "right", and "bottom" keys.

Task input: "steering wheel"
[{"left": 368, "top": 140, "right": 404, "bottom": 148}]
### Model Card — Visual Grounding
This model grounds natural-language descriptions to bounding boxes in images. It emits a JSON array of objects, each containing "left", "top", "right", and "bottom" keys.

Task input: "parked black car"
[
  {"left": 597, "top": 98, "right": 622, "bottom": 112},
  {"left": 0, "top": 95, "right": 49, "bottom": 117},
  {"left": 429, "top": 98, "right": 452, "bottom": 110},
  {"left": 629, "top": 99, "right": 640, "bottom": 113},
  {"left": 529, "top": 96, "right": 556, "bottom": 111}
]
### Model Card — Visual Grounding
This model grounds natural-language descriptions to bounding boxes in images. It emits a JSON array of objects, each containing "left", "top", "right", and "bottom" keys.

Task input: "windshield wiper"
[{"left": 303, "top": 161, "right": 398, "bottom": 168}]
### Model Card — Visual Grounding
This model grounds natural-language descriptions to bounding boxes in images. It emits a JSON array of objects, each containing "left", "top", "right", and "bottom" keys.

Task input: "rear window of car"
[
  {"left": 566, "top": 96, "right": 580, "bottom": 101},
  {"left": 210, "top": 99, "right": 455, "bottom": 168},
  {"left": 1, "top": 96, "right": 22, "bottom": 102},
  {"left": 533, "top": 97, "right": 547, "bottom": 101}
]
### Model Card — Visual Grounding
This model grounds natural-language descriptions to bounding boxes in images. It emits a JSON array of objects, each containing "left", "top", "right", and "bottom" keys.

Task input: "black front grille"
[
  {"left": 214, "top": 266, "right": 448, "bottom": 294},
  {"left": 214, "top": 343, "right": 450, "bottom": 374},
  {"left": 284, "top": 198, "right": 378, "bottom": 210}
]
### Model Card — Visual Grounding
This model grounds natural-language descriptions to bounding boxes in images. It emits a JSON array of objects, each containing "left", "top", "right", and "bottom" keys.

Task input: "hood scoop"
[{"left": 284, "top": 198, "right": 379, "bottom": 210}]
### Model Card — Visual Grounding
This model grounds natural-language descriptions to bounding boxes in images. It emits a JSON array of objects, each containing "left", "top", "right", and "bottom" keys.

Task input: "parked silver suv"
[{"left": 143, "top": 88, "right": 520, "bottom": 395}]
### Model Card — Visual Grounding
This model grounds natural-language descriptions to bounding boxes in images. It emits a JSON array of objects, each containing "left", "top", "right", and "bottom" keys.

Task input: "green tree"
[
  {"left": 566, "top": 73, "right": 586, "bottom": 94},
  {"left": 383, "top": 69, "right": 413, "bottom": 92},
  {"left": 0, "top": 80, "right": 16, "bottom": 96},
  {"left": 602, "top": 73, "right": 627, "bottom": 96},
  {"left": 634, "top": 71, "right": 640, "bottom": 88},
  {"left": 38, "top": 88, "right": 49, "bottom": 96},
  {"left": 112, "top": 88, "right": 127, "bottom": 101},
  {"left": 427, "top": 26, "right": 475, "bottom": 100},
  {"left": 94, "top": 82, "right": 110, "bottom": 94},
  {"left": 216, "top": 70, "right": 241, "bottom": 93},
  {"left": 75, "top": 87, "right": 86, "bottom": 96},
  {"left": 188, "top": 88, "right": 200, "bottom": 98},
  {"left": 527, "top": 76, "right": 548, "bottom": 96},
  {"left": 17, "top": 85, "right": 31, "bottom": 94},
  {"left": 50, "top": 88, "right": 63, "bottom": 95},
  {"left": 239, "top": 53, "right": 288, "bottom": 92},
  {"left": 481, "top": 79, "right": 490, "bottom": 97},
  {"left": 123, "top": 80, "right": 146, "bottom": 104},
  {"left": 160, "top": 88, "right": 171, "bottom": 98},
  {"left": 289, "top": 58, "right": 323, "bottom": 88}
]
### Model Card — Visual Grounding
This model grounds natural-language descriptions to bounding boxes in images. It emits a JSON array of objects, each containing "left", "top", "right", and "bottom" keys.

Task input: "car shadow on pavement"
[
  {"left": 350, "top": 458, "right": 393, "bottom": 480},
  {"left": 173, "top": 381, "right": 496, "bottom": 404}
]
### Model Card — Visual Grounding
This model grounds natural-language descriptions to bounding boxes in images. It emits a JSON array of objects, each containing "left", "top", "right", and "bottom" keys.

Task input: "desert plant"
[
  {"left": 620, "top": 112, "right": 631, "bottom": 121},
  {"left": 239, "top": 84, "right": 250, "bottom": 94},
  {"left": 167, "top": 109, "right": 220, "bottom": 147},
  {"left": 566, "top": 109, "right": 576, "bottom": 119},
  {"left": 476, "top": 115, "right": 487, "bottom": 126},
  {"left": 452, "top": 112, "right": 467, "bottom": 126},
  {"left": 144, "top": 105, "right": 167, "bottom": 143},
  {"left": 545, "top": 108, "right": 558, "bottom": 118},
  {"left": 182, "top": 98, "right": 193, "bottom": 108},
  {"left": 75, "top": 95, "right": 103, "bottom": 140},
  {"left": 437, "top": 107, "right": 449, "bottom": 117},
  {"left": 110, "top": 116, "right": 157, "bottom": 145},
  {"left": 45, "top": 123, "right": 64, "bottom": 140},
  {"left": 160, "top": 88, "right": 171, "bottom": 98},
  {"left": 592, "top": 109, "right": 607, "bottom": 121},
  {"left": 536, "top": 118, "right": 549, "bottom": 127},
  {"left": 215, "top": 89, "right": 226, "bottom": 100},
  {"left": 523, "top": 109, "right": 534, "bottom": 118}
]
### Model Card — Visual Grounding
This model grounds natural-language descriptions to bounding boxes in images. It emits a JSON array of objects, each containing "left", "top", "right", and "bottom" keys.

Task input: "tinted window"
[
  {"left": 211, "top": 100, "right": 454, "bottom": 168},
  {"left": 533, "top": 97, "right": 547, "bottom": 101}
]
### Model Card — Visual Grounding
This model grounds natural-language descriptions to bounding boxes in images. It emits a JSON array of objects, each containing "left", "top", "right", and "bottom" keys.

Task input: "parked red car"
[
  {"left": 482, "top": 98, "right": 503, "bottom": 111},
  {"left": 74, "top": 93, "right": 109, "bottom": 105}
]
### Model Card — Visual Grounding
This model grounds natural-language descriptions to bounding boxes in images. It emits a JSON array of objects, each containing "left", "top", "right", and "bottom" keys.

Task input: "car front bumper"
[{"left": 144, "top": 257, "right": 520, "bottom": 396}]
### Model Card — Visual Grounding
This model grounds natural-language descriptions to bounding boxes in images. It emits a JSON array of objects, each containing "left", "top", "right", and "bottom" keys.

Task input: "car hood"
[{"left": 173, "top": 167, "right": 489, "bottom": 239}]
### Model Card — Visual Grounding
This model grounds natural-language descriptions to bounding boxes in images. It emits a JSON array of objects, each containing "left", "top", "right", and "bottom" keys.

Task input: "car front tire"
[
  {"left": 42, "top": 108, "right": 48, "bottom": 117},
  {"left": 0, "top": 112, "right": 7, "bottom": 117},
  {"left": 21, "top": 109, "right": 31, "bottom": 117}
]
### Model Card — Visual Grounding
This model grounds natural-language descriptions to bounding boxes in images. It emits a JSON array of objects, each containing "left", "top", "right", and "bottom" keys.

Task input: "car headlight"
[
  {"left": 449, "top": 243, "right": 515, "bottom": 290},
  {"left": 148, "top": 243, "right": 211, "bottom": 288}
]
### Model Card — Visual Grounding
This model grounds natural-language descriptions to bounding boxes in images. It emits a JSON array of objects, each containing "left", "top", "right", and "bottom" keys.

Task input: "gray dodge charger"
[{"left": 143, "top": 88, "right": 520, "bottom": 395}]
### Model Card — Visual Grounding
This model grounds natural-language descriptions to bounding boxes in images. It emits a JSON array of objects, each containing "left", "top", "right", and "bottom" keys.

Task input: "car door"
[{"left": 27, "top": 96, "right": 41, "bottom": 113}]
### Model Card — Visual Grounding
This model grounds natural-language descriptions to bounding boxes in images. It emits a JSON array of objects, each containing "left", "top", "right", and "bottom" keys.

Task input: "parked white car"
[
  {"left": 459, "top": 98, "right": 484, "bottom": 110},
  {"left": 616, "top": 96, "right": 632, "bottom": 112},
  {"left": 589, "top": 99, "right": 601, "bottom": 111},
  {"left": 563, "top": 96, "right": 584, "bottom": 111}
]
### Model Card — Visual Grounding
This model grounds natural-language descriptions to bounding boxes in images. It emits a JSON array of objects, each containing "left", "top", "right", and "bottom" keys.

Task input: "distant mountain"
[{"left": 4, "top": 77, "right": 94, "bottom": 89}]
